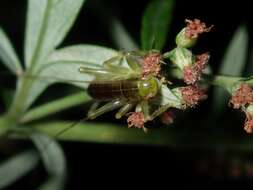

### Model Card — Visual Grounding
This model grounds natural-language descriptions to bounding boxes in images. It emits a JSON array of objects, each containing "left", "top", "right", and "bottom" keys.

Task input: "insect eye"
[{"left": 138, "top": 76, "right": 160, "bottom": 99}]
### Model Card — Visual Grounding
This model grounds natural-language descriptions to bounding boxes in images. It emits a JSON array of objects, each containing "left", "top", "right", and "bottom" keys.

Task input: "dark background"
[{"left": 1, "top": 0, "right": 253, "bottom": 189}]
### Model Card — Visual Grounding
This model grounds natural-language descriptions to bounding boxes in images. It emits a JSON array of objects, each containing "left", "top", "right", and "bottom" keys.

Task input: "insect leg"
[
  {"left": 125, "top": 53, "right": 141, "bottom": 72},
  {"left": 87, "top": 101, "right": 100, "bottom": 116},
  {"left": 79, "top": 67, "right": 113, "bottom": 76},
  {"left": 115, "top": 102, "right": 135, "bottom": 119},
  {"left": 87, "top": 98, "right": 125, "bottom": 119},
  {"left": 103, "top": 53, "right": 130, "bottom": 74},
  {"left": 140, "top": 100, "right": 149, "bottom": 119},
  {"left": 103, "top": 52, "right": 124, "bottom": 66},
  {"left": 146, "top": 103, "right": 172, "bottom": 121}
]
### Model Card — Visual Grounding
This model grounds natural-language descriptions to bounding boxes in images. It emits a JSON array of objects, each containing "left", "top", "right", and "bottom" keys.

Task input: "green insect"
[
  {"left": 77, "top": 50, "right": 168, "bottom": 127},
  {"left": 21, "top": 50, "right": 171, "bottom": 132}
]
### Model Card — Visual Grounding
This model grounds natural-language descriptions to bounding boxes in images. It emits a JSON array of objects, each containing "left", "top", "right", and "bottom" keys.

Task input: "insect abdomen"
[{"left": 87, "top": 80, "right": 140, "bottom": 101}]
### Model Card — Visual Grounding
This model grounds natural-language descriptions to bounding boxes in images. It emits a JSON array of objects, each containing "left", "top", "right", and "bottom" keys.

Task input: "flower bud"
[
  {"left": 167, "top": 47, "right": 193, "bottom": 70},
  {"left": 229, "top": 84, "right": 253, "bottom": 134},
  {"left": 127, "top": 112, "right": 145, "bottom": 129},
  {"left": 141, "top": 52, "right": 161, "bottom": 78},
  {"left": 171, "top": 85, "right": 207, "bottom": 108},
  {"left": 176, "top": 19, "right": 213, "bottom": 48},
  {"left": 229, "top": 84, "right": 253, "bottom": 109},
  {"left": 243, "top": 106, "right": 253, "bottom": 134},
  {"left": 183, "top": 52, "right": 210, "bottom": 84},
  {"left": 180, "top": 85, "right": 207, "bottom": 107},
  {"left": 176, "top": 28, "right": 197, "bottom": 48}
]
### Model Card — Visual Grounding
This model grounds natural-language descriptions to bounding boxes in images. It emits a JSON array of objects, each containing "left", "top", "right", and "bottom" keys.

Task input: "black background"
[{"left": 1, "top": 0, "right": 253, "bottom": 189}]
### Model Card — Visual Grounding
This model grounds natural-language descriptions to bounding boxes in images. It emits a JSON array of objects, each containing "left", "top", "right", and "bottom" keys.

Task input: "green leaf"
[
  {"left": 0, "top": 27, "right": 23, "bottom": 75},
  {"left": 29, "top": 120, "right": 253, "bottom": 151},
  {"left": 141, "top": 0, "right": 174, "bottom": 50},
  {"left": 0, "top": 88, "right": 14, "bottom": 109},
  {"left": 30, "top": 132, "right": 66, "bottom": 190},
  {"left": 109, "top": 19, "right": 139, "bottom": 50},
  {"left": 31, "top": 121, "right": 171, "bottom": 145},
  {"left": 212, "top": 26, "right": 248, "bottom": 114},
  {"left": 21, "top": 92, "right": 91, "bottom": 123},
  {"left": 0, "top": 150, "right": 39, "bottom": 189},
  {"left": 90, "top": 0, "right": 138, "bottom": 50},
  {"left": 22, "top": 45, "right": 117, "bottom": 110},
  {"left": 25, "top": 0, "right": 85, "bottom": 69}
]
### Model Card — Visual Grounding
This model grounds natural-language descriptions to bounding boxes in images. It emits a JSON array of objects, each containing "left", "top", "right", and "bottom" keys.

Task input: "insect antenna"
[
  {"left": 54, "top": 117, "right": 88, "bottom": 137},
  {"left": 39, "top": 117, "right": 88, "bottom": 153},
  {"left": 22, "top": 74, "right": 93, "bottom": 84},
  {"left": 0, "top": 70, "right": 94, "bottom": 84}
]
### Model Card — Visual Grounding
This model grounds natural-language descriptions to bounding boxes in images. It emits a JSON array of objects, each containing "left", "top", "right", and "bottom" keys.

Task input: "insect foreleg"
[
  {"left": 115, "top": 102, "right": 135, "bottom": 119},
  {"left": 103, "top": 53, "right": 131, "bottom": 74},
  {"left": 146, "top": 103, "right": 172, "bottom": 121},
  {"left": 125, "top": 53, "right": 141, "bottom": 72},
  {"left": 103, "top": 52, "right": 124, "bottom": 66},
  {"left": 87, "top": 98, "right": 125, "bottom": 119}
]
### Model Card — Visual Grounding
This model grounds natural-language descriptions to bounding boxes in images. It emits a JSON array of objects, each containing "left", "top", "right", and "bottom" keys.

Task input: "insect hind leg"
[
  {"left": 87, "top": 101, "right": 100, "bottom": 116},
  {"left": 115, "top": 102, "right": 135, "bottom": 119},
  {"left": 102, "top": 52, "right": 130, "bottom": 74},
  {"left": 87, "top": 98, "right": 125, "bottom": 120}
]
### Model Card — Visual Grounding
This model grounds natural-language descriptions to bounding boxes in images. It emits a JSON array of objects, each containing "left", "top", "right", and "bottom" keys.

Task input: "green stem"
[
  {"left": 0, "top": 116, "right": 11, "bottom": 136},
  {"left": 169, "top": 67, "right": 242, "bottom": 91},
  {"left": 202, "top": 74, "right": 242, "bottom": 89},
  {"left": 6, "top": 0, "right": 53, "bottom": 123},
  {"left": 6, "top": 78, "right": 32, "bottom": 122}
]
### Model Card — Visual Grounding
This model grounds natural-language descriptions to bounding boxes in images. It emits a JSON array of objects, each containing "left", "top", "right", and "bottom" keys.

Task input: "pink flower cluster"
[{"left": 230, "top": 84, "right": 253, "bottom": 133}]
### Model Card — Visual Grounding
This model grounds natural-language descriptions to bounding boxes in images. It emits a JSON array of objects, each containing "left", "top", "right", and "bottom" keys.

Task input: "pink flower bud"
[
  {"left": 185, "top": 19, "right": 213, "bottom": 39},
  {"left": 183, "top": 53, "right": 210, "bottom": 84},
  {"left": 141, "top": 52, "right": 162, "bottom": 78},
  {"left": 180, "top": 85, "right": 207, "bottom": 107},
  {"left": 229, "top": 84, "right": 253, "bottom": 109},
  {"left": 127, "top": 112, "right": 145, "bottom": 129}
]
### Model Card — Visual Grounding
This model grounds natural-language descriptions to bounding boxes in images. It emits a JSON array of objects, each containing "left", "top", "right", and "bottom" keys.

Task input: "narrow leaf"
[
  {"left": 32, "top": 121, "right": 171, "bottom": 145},
  {"left": 21, "top": 92, "right": 91, "bottom": 123},
  {"left": 0, "top": 88, "right": 14, "bottom": 109},
  {"left": 30, "top": 121, "right": 253, "bottom": 151},
  {"left": 0, "top": 27, "right": 23, "bottom": 75},
  {"left": 141, "top": 0, "right": 174, "bottom": 50},
  {"left": 25, "top": 0, "right": 85, "bottom": 68},
  {"left": 30, "top": 132, "right": 66, "bottom": 190},
  {"left": 21, "top": 45, "right": 117, "bottom": 110},
  {"left": 0, "top": 150, "right": 39, "bottom": 189},
  {"left": 110, "top": 19, "right": 139, "bottom": 50},
  {"left": 90, "top": 0, "right": 138, "bottom": 50},
  {"left": 212, "top": 26, "right": 248, "bottom": 114}
]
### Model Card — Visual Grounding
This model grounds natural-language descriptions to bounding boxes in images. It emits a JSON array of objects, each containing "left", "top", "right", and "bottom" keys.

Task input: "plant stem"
[
  {"left": 169, "top": 67, "right": 242, "bottom": 91},
  {"left": 6, "top": 77, "right": 33, "bottom": 122},
  {"left": 0, "top": 116, "right": 11, "bottom": 136},
  {"left": 5, "top": 0, "right": 54, "bottom": 124},
  {"left": 202, "top": 74, "right": 242, "bottom": 89}
]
